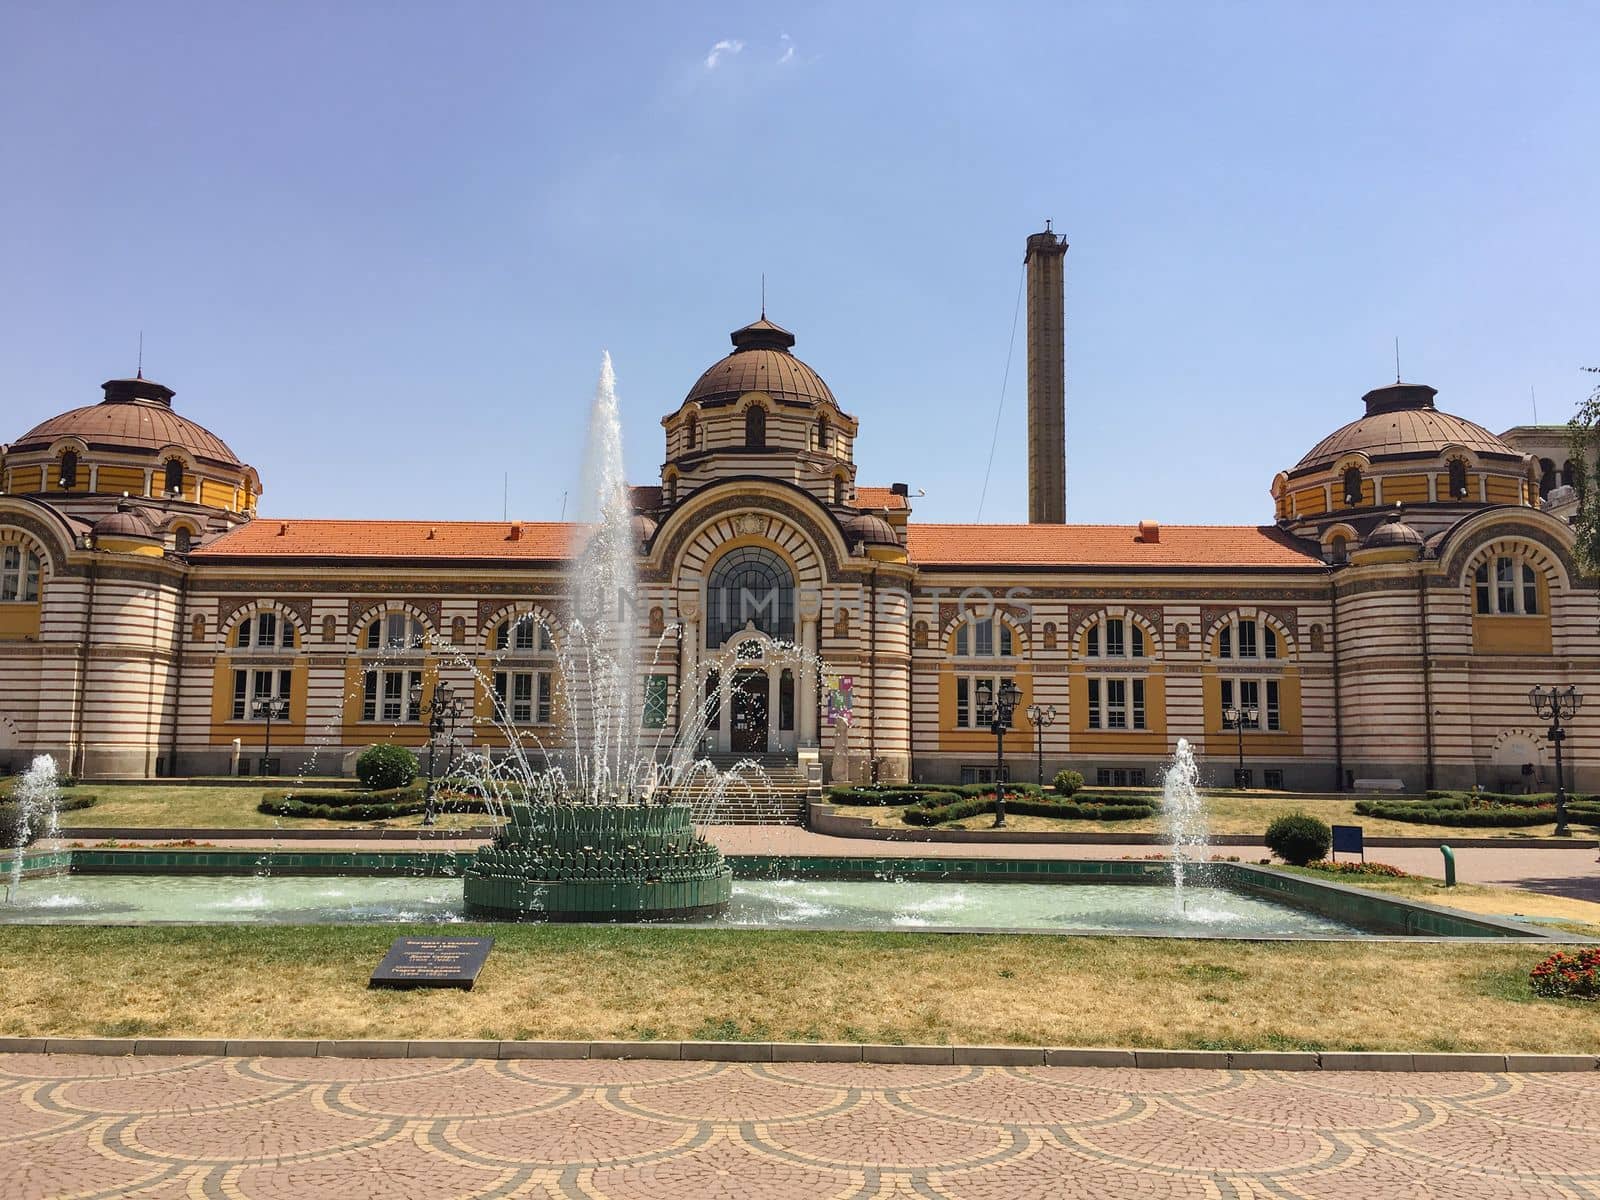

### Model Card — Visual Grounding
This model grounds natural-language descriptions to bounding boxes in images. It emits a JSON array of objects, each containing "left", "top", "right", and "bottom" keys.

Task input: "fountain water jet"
[
  {"left": 1162, "top": 738, "right": 1208, "bottom": 910},
  {"left": 5, "top": 754, "right": 62, "bottom": 903}
]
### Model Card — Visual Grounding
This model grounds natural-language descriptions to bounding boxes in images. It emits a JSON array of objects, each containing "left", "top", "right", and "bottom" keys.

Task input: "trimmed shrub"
[
  {"left": 828, "top": 786, "right": 957, "bottom": 807},
  {"left": 1354, "top": 798, "right": 1571, "bottom": 828},
  {"left": 260, "top": 787, "right": 494, "bottom": 822},
  {"left": 902, "top": 790, "right": 1154, "bottom": 827},
  {"left": 1264, "top": 813, "right": 1332, "bottom": 866},
  {"left": 1052, "top": 769, "right": 1085, "bottom": 796},
  {"left": 356, "top": 743, "right": 418, "bottom": 791},
  {"left": 1530, "top": 948, "right": 1600, "bottom": 1001},
  {"left": 0, "top": 794, "right": 98, "bottom": 846}
]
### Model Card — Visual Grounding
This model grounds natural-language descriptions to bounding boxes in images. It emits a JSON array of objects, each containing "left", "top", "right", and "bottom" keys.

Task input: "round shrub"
[
  {"left": 1264, "top": 813, "right": 1332, "bottom": 866},
  {"left": 1052, "top": 769, "right": 1084, "bottom": 796},
  {"left": 356, "top": 743, "right": 418, "bottom": 792}
]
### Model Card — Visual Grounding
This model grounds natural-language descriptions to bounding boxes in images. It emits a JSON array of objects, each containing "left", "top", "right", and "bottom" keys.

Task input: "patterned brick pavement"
[{"left": 4, "top": 1054, "right": 1597, "bottom": 1198}]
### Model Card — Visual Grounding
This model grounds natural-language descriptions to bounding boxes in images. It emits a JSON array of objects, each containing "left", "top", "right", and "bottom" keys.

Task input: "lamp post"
[
  {"left": 249, "top": 695, "right": 289, "bottom": 777},
  {"left": 1222, "top": 704, "right": 1259, "bottom": 789},
  {"left": 1529, "top": 685, "right": 1583, "bottom": 837},
  {"left": 990, "top": 680, "right": 1023, "bottom": 828},
  {"left": 1025, "top": 703, "right": 1057, "bottom": 785},
  {"left": 409, "top": 681, "right": 468, "bottom": 826}
]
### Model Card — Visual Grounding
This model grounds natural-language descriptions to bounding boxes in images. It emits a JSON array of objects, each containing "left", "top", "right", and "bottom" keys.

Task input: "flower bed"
[
  {"left": 1530, "top": 947, "right": 1600, "bottom": 1001},
  {"left": 1300, "top": 860, "right": 1410, "bottom": 878}
]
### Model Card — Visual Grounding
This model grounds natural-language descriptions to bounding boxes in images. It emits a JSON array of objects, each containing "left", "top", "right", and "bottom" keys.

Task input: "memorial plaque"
[{"left": 369, "top": 936, "right": 494, "bottom": 990}]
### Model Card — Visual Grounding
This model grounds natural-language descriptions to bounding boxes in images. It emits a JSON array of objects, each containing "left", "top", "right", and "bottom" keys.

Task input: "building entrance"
[{"left": 731, "top": 670, "right": 769, "bottom": 754}]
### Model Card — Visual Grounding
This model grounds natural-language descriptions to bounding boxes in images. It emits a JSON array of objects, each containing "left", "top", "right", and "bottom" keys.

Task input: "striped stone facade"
[{"left": 2, "top": 325, "right": 1597, "bottom": 791}]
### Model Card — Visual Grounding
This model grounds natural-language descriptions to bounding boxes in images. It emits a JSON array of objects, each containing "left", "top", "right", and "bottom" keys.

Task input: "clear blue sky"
[{"left": 4, "top": 2, "right": 1595, "bottom": 526}]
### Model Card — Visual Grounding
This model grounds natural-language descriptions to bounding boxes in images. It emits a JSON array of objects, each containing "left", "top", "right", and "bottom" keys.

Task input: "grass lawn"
[
  {"left": 831, "top": 793, "right": 1583, "bottom": 840},
  {"left": 52, "top": 785, "right": 497, "bottom": 832},
  {"left": 0, "top": 925, "right": 1594, "bottom": 1051}
]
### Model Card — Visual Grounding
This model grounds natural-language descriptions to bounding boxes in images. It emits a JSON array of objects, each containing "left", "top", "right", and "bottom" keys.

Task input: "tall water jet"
[
  {"left": 4, "top": 754, "right": 61, "bottom": 903},
  {"left": 1162, "top": 738, "right": 1208, "bottom": 909}
]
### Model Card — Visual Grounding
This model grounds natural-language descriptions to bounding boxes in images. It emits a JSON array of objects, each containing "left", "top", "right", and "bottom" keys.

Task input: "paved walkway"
[{"left": 4, "top": 1053, "right": 1596, "bottom": 1199}]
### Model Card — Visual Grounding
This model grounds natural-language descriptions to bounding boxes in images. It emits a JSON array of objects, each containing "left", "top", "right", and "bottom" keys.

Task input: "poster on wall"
[{"left": 824, "top": 674, "right": 854, "bottom": 725}]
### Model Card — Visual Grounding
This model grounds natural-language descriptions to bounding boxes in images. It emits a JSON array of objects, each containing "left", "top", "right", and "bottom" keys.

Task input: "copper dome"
[
  {"left": 839, "top": 511, "right": 901, "bottom": 547},
  {"left": 1362, "top": 514, "right": 1424, "bottom": 550},
  {"left": 11, "top": 377, "right": 243, "bottom": 468},
  {"left": 91, "top": 507, "right": 157, "bottom": 539},
  {"left": 683, "top": 318, "right": 838, "bottom": 409},
  {"left": 1293, "top": 383, "right": 1517, "bottom": 474}
]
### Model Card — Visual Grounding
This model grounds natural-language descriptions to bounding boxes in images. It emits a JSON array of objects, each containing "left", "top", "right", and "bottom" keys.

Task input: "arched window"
[
  {"left": 235, "top": 610, "right": 296, "bottom": 649},
  {"left": 1216, "top": 615, "right": 1277, "bottom": 660},
  {"left": 744, "top": 405, "right": 766, "bottom": 450},
  {"left": 173, "top": 527, "right": 193, "bottom": 554},
  {"left": 664, "top": 475, "right": 677, "bottom": 505},
  {"left": 831, "top": 478, "right": 844, "bottom": 506},
  {"left": 953, "top": 614, "right": 1016, "bottom": 658},
  {"left": 58, "top": 450, "right": 79, "bottom": 490},
  {"left": 1538, "top": 459, "right": 1556, "bottom": 499},
  {"left": 1, "top": 545, "right": 43, "bottom": 602},
  {"left": 1561, "top": 459, "right": 1575, "bottom": 488},
  {"left": 1342, "top": 465, "right": 1363, "bottom": 507},
  {"left": 816, "top": 416, "right": 830, "bottom": 453},
  {"left": 685, "top": 413, "right": 697, "bottom": 450},
  {"left": 493, "top": 613, "right": 553, "bottom": 652},
  {"left": 164, "top": 458, "right": 185, "bottom": 497},
  {"left": 1329, "top": 535, "right": 1348, "bottom": 565},
  {"left": 1083, "top": 614, "right": 1144, "bottom": 659},
  {"left": 1042, "top": 622, "right": 1057, "bottom": 651},
  {"left": 1474, "top": 556, "right": 1540, "bottom": 615},
  {"left": 365, "top": 611, "right": 426, "bottom": 650},
  {"left": 1448, "top": 458, "right": 1469, "bottom": 500},
  {"left": 705, "top": 547, "right": 793, "bottom": 646}
]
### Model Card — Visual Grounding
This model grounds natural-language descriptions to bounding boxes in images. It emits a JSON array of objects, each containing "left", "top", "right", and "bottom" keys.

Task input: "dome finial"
[{"left": 760, "top": 272, "right": 766, "bottom": 320}]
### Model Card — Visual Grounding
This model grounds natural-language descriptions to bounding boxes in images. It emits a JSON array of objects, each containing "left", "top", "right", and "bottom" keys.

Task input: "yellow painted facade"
[
  {"left": 1382, "top": 473, "right": 1429, "bottom": 504},
  {"left": 0, "top": 603, "right": 40, "bottom": 641},
  {"left": 1472, "top": 613, "right": 1553, "bottom": 655}
]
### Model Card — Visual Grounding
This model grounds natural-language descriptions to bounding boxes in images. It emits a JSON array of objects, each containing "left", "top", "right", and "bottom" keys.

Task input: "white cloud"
[
  {"left": 704, "top": 39, "right": 744, "bottom": 69},
  {"left": 778, "top": 32, "right": 794, "bottom": 64}
]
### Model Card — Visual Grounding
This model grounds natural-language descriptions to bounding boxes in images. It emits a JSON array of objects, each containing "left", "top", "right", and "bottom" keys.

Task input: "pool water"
[{"left": 0, "top": 874, "right": 1363, "bottom": 936}]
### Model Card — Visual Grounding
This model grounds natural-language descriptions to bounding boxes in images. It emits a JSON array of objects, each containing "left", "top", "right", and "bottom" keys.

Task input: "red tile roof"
[
  {"left": 904, "top": 524, "right": 1324, "bottom": 569},
  {"left": 192, "top": 520, "right": 576, "bottom": 562},
  {"left": 193, "top": 516, "right": 1321, "bottom": 571},
  {"left": 853, "top": 486, "right": 908, "bottom": 510}
]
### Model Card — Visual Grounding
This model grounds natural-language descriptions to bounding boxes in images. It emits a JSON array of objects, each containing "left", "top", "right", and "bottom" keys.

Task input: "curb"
[
  {"left": 1, "top": 1037, "right": 1595, "bottom": 1072},
  {"left": 58, "top": 826, "right": 496, "bottom": 842}
]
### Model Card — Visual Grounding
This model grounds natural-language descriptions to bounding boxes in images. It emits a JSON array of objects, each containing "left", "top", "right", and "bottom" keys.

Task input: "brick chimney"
[{"left": 1025, "top": 225, "right": 1069, "bottom": 523}]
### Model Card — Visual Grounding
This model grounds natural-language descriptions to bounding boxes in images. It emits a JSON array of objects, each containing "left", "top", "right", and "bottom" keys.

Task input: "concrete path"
[{"left": 4, "top": 1053, "right": 1595, "bottom": 1199}]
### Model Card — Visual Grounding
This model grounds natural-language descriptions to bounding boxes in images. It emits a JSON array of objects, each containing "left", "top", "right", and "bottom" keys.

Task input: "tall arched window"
[
  {"left": 816, "top": 416, "right": 830, "bottom": 452},
  {"left": 164, "top": 458, "right": 185, "bottom": 497},
  {"left": 58, "top": 450, "right": 79, "bottom": 490},
  {"left": 1537, "top": 459, "right": 1556, "bottom": 499},
  {"left": 1342, "top": 465, "right": 1363, "bottom": 507},
  {"left": 173, "top": 527, "right": 193, "bottom": 554},
  {"left": 685, "top": 413, "right": 697, "bottom": 450},
  {"left": 1448, "top": 458, "right": 1469, "bottom": 500},
  {"left": 1561, "top": 459, "right": 1575, "bottom": 487},
  {"left": 705, "top": 546, "right": 794, "bottom": 646},
  {"left": 744, "top": 405, "right": 766, "bottom": 450},
  {"left": 1329, "top": 535, "right": 1348, "bottom": 565}
]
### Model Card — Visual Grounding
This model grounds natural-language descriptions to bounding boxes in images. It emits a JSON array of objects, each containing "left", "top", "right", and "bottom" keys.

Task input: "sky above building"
[{"left": 3, "top": 2, "right": 1596, "bottom": 525}]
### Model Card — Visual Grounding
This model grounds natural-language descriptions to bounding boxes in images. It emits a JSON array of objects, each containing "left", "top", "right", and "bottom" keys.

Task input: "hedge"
[
  {"left": 258, "top": 784, "right": 502, "bottom": 821},
  {"left": 0, "top": 794, "right": 98, "bottom": 846},
  {"left": 1354, "top": 797, "right": 1600, "bottom": 827},
  {"left": 828, "top": 786, "right": 961, "bottom": 807},
  {"left": 1426, "top": 789, "right": 1596, "bottom": 807},
  {"left": 902, "top": 791, "right": 1154, "bottom": 827}
]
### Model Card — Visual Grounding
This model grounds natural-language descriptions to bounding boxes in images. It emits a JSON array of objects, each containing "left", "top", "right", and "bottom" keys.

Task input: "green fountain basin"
[{"left": 462, "top": 803, "right": 732, "bottom": 921}]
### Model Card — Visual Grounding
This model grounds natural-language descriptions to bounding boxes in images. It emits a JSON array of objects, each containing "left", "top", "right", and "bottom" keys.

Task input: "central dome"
[
  {"left": 1293, "top": 382, "right": 1515, "bottom": 473},
  {"left": 11, "top": 376, "right": 244, "bottom": 467},
  {"left": 684, "top": 317, "right": 838, "bottom": 409}
]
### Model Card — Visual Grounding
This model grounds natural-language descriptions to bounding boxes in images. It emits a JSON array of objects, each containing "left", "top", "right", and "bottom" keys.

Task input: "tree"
[{"left": 1570, "top": 368, "right": 1600, "bottom": 577}]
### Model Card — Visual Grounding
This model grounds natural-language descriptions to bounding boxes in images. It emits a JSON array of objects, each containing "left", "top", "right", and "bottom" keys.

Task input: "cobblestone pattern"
[{"left": 4, "top": 1054, "right": 1598, "bottom": 1198}]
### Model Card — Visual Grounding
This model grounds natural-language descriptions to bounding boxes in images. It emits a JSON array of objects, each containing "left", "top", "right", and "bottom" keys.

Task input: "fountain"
[
  {"left": 1162, "top": 737, "right": 1208, "bottom": 909},
  {"left": 461, "top": 353, "right": 734, "bottom": 920},
  {"left": 4, "top": 754, "right": 62, "bottom": 902}
]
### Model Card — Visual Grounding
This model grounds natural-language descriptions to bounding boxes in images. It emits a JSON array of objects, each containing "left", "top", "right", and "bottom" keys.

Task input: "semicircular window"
[{"left": 706, "top": 546, "right": 794, "bottom": 647}]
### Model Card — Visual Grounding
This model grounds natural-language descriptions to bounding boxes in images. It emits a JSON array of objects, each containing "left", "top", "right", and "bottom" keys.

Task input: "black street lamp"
[
  {"left": 1529, "top": 684, "right": 1583, "bottom": 837},
  {"left": 249, "top": 695, "right": 289, "bottom": 777},
  {"left": 1025, "top": 703, "right": 1057, "bottom": 785},
  {"left": 990, "top": 680, "right": 1023, "bottom": 828},
  {"left": 1222, "top": 703, "right": 1259, "bottom": 789},
  {"left": 410, "top": 681, "right": 468, "bottom": 826}
]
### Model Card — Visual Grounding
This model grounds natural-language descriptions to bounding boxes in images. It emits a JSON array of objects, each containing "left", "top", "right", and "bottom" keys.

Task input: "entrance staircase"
[{"left": 679, "top": 753, "right": 811, "bottom": 826}]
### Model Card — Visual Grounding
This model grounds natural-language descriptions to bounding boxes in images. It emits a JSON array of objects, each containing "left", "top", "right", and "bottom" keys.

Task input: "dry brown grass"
[{"left": 1, "top": 926, "right": 1595, "bottom": 1052}]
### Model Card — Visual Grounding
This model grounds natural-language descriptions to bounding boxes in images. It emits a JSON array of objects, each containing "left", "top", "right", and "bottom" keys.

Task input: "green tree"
[{"left": 1570, "top": 368, "right": 1600, "bottom": 577}]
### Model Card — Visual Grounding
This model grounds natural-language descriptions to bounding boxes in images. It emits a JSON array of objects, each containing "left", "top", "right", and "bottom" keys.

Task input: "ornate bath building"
[{"left": 1, "top": 231, "right": 1595, "bottom": 791}]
